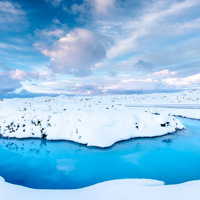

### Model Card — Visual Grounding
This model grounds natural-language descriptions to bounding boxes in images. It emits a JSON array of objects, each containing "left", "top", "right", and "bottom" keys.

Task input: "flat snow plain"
[{"left": 0, "top": 89, "right": 200, "bottom": 199}]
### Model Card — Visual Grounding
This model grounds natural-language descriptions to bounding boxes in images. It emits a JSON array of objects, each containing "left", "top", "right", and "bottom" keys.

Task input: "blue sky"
[{"left": 0, "top": 0, "right": 200, "bottom": 97}]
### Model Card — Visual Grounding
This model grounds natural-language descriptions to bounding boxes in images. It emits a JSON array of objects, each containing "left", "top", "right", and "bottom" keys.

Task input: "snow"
[
  {"left": 0, "top": 177, "right": 200, "bottom": 200},
  {"left": 151, "top": 108, "right": 200, "bottom": 120},
  {"left": 1, "top": 89, "right": 200, "bottom": 147},
  {"left": 0, "top": 90, "right": 200, "bottom": 147},
  {"left": 1, "top": 89, "right": 200, "bottom": 199},
  {"left": 0, "top": 92, "right": 186, "bottom": 148}
]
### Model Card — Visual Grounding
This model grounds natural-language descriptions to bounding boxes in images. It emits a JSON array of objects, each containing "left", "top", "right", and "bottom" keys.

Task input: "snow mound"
[{"left": 0, "top": 97, "right": 184, "bottom": 147}]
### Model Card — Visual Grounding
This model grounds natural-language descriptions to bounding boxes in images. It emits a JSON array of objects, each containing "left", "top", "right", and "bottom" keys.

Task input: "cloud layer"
[{"left": 0, "top": 0, "right": 200, "bottom": 96}]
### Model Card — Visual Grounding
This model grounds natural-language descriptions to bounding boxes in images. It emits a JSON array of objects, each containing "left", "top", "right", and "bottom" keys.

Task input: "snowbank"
[
  {"left": 0, "top": 99, "right": 183, "bottom": 147},
  {"left": 128, "top": 107, "right": 200, "bottom": 120},
  {"left": 159, "top": 108, "right": 200, "bottom": 120},
  {"left": 1, "top": 89, "right": 200, "bottom": 147},
  {"left": 0, "top": 177, "right": 200, "bottom": 200}
]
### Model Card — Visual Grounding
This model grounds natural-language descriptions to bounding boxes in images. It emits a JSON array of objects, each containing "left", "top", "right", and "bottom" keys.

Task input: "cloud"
[
  {"left": 19, "top": 69, "right": 200, "bottom": 96},
  {"left": 0, "top": 73, "right": 21, "bottom": 93},
  {"left": 134, "top": 60, "right": 153, "bottom": 72},
  {"left": 9, "top": 69, "right": 39, "bottom": 80},
  {"left": 19, "top": 74, "right": 173, "bottom": 96},
  {"left": 73, "top": 68, "right": 92, "bottom": 77},
  {"left": 34, "top": 21, "right": 68, "bottom": 42},
  {"left": 0, "top": 1, "right": 27, "bottom": 31},
  {"left": 107, "top": 0, "right": 200, "bottom": 59},
  {"left": 153, "top": 70, "right": 177, "bottom": 77},
  {"left": 52, "top": 18, "right": 61, "bottom": 24},
  {"left": 0, "top": 1, "right": 24, "bottom": 15},
  {"left": 0, "top": 61, "right": 40, "bottom": 94},
  {"left": 35, "top": 28, "right": 66, "bottom": 39},
  {"left": 36, "top": 28, "right": 110, "bottom": 76},
  {"left": 0, "top": 42, "right": 26, "bottom": 51},
  {"left": 1, "top": 0, "right": 200, "bottom": 96},
  {"left": 100, "top": 78, "right": 175, "bottom": 94},
  {"left": 45, "top": 0, "right": 62, "bottom": 7},
  {"left": 1, "top": 68, "right": 39, "bottom": 81},
  {"left": 163, "top": 73, "right": 200, "bottom": 87},
  {"left": 70, "top": 0, "right": 116, "bottom": 17},
  {"left": 92, "top": 0, "right": 115, "bottom": 15},
  {"left": 142, "top": 36, "right": 200, "bottom": 69},
  {"left": 109, "top": 70, "right": 117, "bottom": 77}
]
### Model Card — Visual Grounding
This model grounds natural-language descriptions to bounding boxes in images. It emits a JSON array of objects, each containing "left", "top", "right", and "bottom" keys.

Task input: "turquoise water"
[{"left": 0, "top": 117, "right": 200, "bottom": 189}]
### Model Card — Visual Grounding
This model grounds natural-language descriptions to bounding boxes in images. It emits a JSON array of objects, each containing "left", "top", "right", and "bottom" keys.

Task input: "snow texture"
[
  {"left": 0, "top": 177, "right": 200, "bottom": 200},
  {"left": 0, "top": 91, "right": 189, "bottom": 147}
]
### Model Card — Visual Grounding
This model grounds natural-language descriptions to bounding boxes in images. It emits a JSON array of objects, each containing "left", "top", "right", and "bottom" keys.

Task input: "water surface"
[{"left": 0, "top": 117, "right": 200, "bottom": 189}]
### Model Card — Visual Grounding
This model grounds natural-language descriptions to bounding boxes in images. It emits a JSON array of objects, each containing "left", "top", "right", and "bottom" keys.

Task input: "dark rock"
[
  {"left": 160, "top": 122, "right": 170, "bottom": 127},
  {"left": 42, "top": 133, "right": 47, "bottom": 139},
  {"left": 152, "top": 112, "right": 160, "bottom": 115},
  {"left": 162, "top": 139, "right": 173, "bottom": 143}
]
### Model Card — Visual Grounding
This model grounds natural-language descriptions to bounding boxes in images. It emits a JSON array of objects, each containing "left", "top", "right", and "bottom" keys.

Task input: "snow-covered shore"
[
  {"left": 1, "top": 89, "right": 200, "bottom": 199},
  {"left": 151, "top": 108, "right": 200, "bottom": 120},
  {"left": 1, "top": 89, "right": 200, "bottom": 147},
  {"left": 0, "top": 94, "right": 185, "bottom": 147},
  {"left": 0, "top": 177, "right": 200, "bottom": 200}
]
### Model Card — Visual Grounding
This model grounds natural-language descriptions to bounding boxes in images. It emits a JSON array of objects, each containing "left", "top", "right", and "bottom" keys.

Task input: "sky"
[{"left": 0, "top": 0, "right": 200, "bottom": 97}]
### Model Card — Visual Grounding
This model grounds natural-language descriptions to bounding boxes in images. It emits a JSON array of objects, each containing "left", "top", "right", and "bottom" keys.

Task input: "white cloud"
[
  {"left": 93, "top": 0, "right": 115, "bottom": 15},
  {"left": 36, "top": 28, "right": 110, "bottom": 76},
  {"left": 0, "top": 1, "right": 27, "bottom": 31},
  {"left": 19, "top": 75, "right": 173, "bottom": 95},
  {"left": 0, "top": 1, "right": 24, "bottom": 15},
  {"left": 0, "top": 42, "right": 25, "bottom": 51},
  {"left": 153, "top": 70, "right": 177, "bottom": 77},
  {"left": 163, "top": 73, "right": 200, "bottom": 87},
  {"left": 0, "top": 60, "right": 41, "bottom": 94},
  {"left": 70, "top": 0, "right": 116, "bottom": 17},
  {"left": 3, "top": 0, "right": 199, "bottom": 95},
  {"left": 9, "top": 69, "right": 39, "bottom": 80},
  {"left": 45, "top": 0, "right": 62, "bottom": 7},
  {"left": 142, "top": 36, "right": 200, "bottom": 68},
  {"left": 9, "top": 69, "right": 27, "bottom": 80},
  {"left": 18, "top": 70, "right": 200, "bottom": 95},
  {"left": 21, "top": 80, "right": 79, "bottom": 95},
  {"left": 35, "top": 28, "right": 65, "bottom": 38},
  {"left": 100, "top": 78, "right": 171, "bottom": 93},
  {"left": 106, "top": 0, "right": 200, "bottom": 59}
]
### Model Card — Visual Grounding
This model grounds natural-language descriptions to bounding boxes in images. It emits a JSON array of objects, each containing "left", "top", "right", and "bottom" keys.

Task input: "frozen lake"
[{"left": 0, "top": 117, "right": 200, "bottom": 189}]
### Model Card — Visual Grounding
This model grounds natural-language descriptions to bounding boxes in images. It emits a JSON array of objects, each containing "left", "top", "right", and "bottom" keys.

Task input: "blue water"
[{"left": 0, "top": 117, "right": 200, "bottom": 189}]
